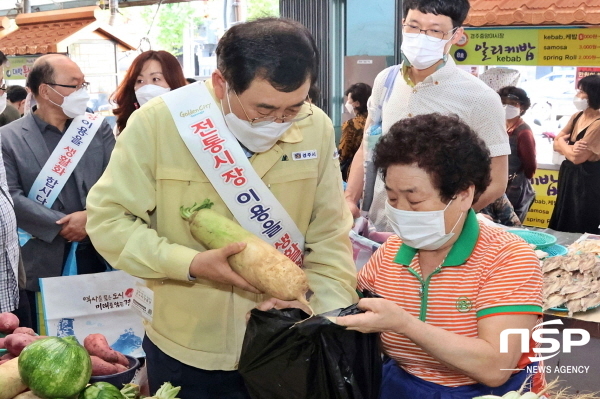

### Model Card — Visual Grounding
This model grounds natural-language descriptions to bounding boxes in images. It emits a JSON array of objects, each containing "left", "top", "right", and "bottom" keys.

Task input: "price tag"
[{"left": 132, "top": 285, "right": 154, "bottom": 323}]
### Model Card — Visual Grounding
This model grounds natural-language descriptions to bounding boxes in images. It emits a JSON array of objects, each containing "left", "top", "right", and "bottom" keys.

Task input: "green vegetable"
[
  {"left": 181, "top": 201, "right": 310, "bottom": 306},
  {"left": 152, "top": 383, "right": 181, "bottom": 399},
  {"left": 19, "top": 336, "right": 92, "bottom": 399},
  {"left": 120, "top": 384, "right": 140, "bottom": 399},
  {"left": 79, "top": 382, "right": 125, "bottom": 399}
]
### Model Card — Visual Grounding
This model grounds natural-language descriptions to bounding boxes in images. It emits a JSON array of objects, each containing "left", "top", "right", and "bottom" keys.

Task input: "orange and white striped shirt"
[{"left": 358, "top": 209, "right": 543, "bottom": 387}]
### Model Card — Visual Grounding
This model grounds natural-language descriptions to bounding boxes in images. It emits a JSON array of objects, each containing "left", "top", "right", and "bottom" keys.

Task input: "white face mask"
[
  {"left": 401, "top": 32, "right": 452, "bottom": 70},
  {"left": 0, "top": 92, "right": 6, "bottom": 114},
  {"left": 48, "top": 86, "right": 90, "bottom": 118},
  {"left": 222, "top": 83, "right": 292, "bottom": 153},
  {"left": 573, "top": 96, "right": 589, "bottom": 112},
  {"left": 385, "top": 199, "right": 463, "bottom": 250},
  {"left": 504, "top": 104, "right": 521, "bottom": 120},
  {"left": 345, "top": 101, "right": 355, "bottom": 115},
  {"left": 135, "top": 84, "right": 171, "bottom": 107}
]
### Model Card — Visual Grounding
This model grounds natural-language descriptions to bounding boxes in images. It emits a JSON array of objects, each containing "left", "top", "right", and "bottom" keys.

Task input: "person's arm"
[
  {"left": 472, "top": 155, "right": 507, "bottom": 211},
  {"left": 556, "top": 120, "right": 600, "bottom": 165},
  {"left": 302, "top": 115, "right": 359, "bottom": 313},
  {"left": 469, "top": 89, "right": 510, "bottom": 211},
  {"left": 85, "top": 104, "right": 257, "bottom": 292},
  {"left": 344, "top": 115, "right": 372, "bottom": 218},
  {"left": 338, "top": 298, "right": 536, "bottom": 387},
  {"left": 337, "top": 238, "right": 543, "bottom": 387},
  {"left": 516, "top": 126, "right": 537, "bottom": 179},
  {"left": 1, "top": 131, "right": 65, "bottom": 243}
]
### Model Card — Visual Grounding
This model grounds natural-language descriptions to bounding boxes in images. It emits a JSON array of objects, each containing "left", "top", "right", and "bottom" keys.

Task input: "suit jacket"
[{"left": 0, "top": 113, "right": 115, "bottom": 291}]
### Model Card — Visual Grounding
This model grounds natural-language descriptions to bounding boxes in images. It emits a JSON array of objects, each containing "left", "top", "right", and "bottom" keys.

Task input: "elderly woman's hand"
[{"left": 336, "top": 298, "right": 412, "bottom": 334}]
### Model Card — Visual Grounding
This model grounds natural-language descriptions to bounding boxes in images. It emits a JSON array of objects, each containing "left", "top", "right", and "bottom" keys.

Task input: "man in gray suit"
[{"left": 1, "top": 54, "right": 115, "bottom": 332}]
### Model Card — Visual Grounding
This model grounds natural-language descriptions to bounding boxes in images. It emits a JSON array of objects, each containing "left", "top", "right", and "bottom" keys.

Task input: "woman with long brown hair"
[{"left": 112, "top": 50, "right": 187, "bottom": 134}]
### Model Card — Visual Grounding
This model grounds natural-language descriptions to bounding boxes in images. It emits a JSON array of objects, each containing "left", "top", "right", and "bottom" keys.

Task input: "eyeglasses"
[
  {"left": 0, "top": 82, "right": 6, "bottom": 92},
  {"left": 45, "top": 81, "right": 90, "bottom": 91},
  {"left": 402, "top": 24, "right": 458, "bottom": 42},
  {"left": 233, "top": 91, "right": 314, "bottom": 127}
]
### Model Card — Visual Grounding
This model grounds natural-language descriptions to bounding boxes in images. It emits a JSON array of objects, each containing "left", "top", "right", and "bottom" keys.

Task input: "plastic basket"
[
  {"left": 544, "top": 244, "right": 568, "bottom": 258},
  {"left": 507, "top": 230, "right": 557, "bottom": 249}
]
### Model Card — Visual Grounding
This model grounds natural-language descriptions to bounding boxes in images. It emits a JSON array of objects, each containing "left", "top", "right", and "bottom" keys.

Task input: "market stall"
[{"left": 459, "top": 0, "right": 600, "bottom": 229}]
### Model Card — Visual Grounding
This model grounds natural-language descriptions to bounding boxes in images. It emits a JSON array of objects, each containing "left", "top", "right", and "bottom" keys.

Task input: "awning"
[
  {"left": 465, "top": 0, "right": 600, "bottom": 27},
  {"left": 0, "top": 6, "right": 135, "bottom": 55}
]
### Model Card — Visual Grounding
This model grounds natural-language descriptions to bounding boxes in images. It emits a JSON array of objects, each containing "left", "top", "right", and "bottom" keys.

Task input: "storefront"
[
  {"left": 0, "top": 6, "right": 136, "bottom": 122},
  {"left": 458, "top": 0, "right": 600, "bottom": 229}
]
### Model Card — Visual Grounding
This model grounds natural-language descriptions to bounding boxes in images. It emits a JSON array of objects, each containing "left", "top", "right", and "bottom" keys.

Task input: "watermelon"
[{"left": 18, "top": 336, "right": 92, "bottom": 399}]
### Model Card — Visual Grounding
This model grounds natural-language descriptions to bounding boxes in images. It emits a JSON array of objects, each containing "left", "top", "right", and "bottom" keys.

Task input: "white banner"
[
  {"left": 40, "top": 271, "right": 145, "bottom": 358},
  {"left": 20, "top": 112, "right": 104, "bottom": 246},
  {"left": 162, "top": 82, "right": 305, "bottom": 266}
]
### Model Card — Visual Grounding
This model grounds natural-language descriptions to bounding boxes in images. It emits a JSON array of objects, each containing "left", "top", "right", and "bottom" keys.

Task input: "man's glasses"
[
  {"left": 233, "top": 91, "right": 314, "bottom": 127},
  {"left": 402, "top": 24, "right": 458, "bottom": 42},
  {"left": 45, "top": 81, "right": 90, "bottom": 91},
  {"left": 0, "top": 80, "right": 7, "bottom": 92}
]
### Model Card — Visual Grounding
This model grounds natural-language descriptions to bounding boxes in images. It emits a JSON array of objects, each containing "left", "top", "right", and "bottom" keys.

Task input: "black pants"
[
  {"left": 143, "top": 336, "right": 251, "bottom": 399},
  {"left": 11, "top": 289, "right": 32, "bottom": 329}
]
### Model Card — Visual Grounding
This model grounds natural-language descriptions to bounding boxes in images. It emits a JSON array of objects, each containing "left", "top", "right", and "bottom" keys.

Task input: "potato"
[
  {"left": 0, "top": 337, "right": 5, "bottom": 349},
  {"left": 4, "top": 334, "right": 45, "bottom": 357},
  {"left": 0, "top": 313, "right": 19, "bottom": 334},
  {"left": 114, "top": 363, "right": 129, "bottom": 373},
  {"left": 90, "top": 355, "right": 119, "bottom": 376},
  {"left": 84, "top": 334, "right": 119, "bottom": 363},
  {"left": 0, "top": 358, "right": 27, "bottom": 399},
  {"left": 12, "top": 327, "right": 36, "bottom": 336}
]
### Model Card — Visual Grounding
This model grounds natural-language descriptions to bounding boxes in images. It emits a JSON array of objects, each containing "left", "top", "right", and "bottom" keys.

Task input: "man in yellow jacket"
[{"left": 86, "top": 17, "right": 358, "bottom": 399}]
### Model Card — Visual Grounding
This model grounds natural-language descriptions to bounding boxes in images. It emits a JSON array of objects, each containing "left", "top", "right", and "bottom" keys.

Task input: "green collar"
[{"left": 393, "top": 208, "right": 480, "bottom": 267}]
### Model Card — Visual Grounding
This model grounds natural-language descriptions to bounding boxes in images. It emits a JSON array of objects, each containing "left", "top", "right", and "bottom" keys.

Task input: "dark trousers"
[
  {"left": 143, "top": 335, "right": 252, "bottom": 399},
  {"left": 11, "top": 289, "right": 32, "bottom": 329}
]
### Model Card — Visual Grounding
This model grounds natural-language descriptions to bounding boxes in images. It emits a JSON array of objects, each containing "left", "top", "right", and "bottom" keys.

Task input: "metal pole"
[
  {"left": 23, "top": 0, "right": 31, "bottom": 13},
  {"left": 394, "top": 0, "right": 403, "bottom": 65}
]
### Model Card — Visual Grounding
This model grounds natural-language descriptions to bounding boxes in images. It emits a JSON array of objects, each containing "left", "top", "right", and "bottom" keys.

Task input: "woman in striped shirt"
[{"left": 337, "top": 113, "right": 544, "bottom": 398}]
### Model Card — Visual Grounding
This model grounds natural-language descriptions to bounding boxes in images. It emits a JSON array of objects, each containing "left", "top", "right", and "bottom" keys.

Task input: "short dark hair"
[
  {"left": 6, "top": 85, "right": 27, "bottom": 102},
  {"left": 345, "top": 83, "right": 372, "bottom": 116},
  {"left": 578, "top": 75, "right": 600, "bottom": 110},
  {"left": 403, "top": 0, "right": 470, "bottom": 28},
  {"left": 26, "top": 59, "right": 55, "bottom": 96},
  {"left": 0, "top": 51, "right": 6, "bottom": 66},
  {"left": 373, "top": 113, "right": 491, "bottom": 204},
  {"left": 186, "top": 77, "right": 197, "bottom": 84},
  {"left": 308, "top": 84, "right": 320, "bottom": 103},
  {"left": 216, "top": 18, "right": 319, "bottom": 94},
  {"left": 498, "top": 86, "right": 531, "bottom": 115}
]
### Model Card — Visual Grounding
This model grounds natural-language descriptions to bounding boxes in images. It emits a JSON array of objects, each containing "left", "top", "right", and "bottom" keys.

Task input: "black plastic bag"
[{"left": 239, "top": 303, "right": 382, "bottom": 399}]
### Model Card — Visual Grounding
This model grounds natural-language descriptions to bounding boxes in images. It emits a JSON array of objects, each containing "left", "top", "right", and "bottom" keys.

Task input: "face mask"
[
  {"left": 48, "top": 86, "right": 90, "bottom": 118},
  {"left": 0, "top": 92, "right": 6, "bottom": 114},
  {"left": 401, "top": 32, "right": 452, "bottom": 70},
  {"left": 222, "top": 84, "right": 292, "bottom": 153},
  {"left": 345, "top": 101, "right": 355, "bottom": 115},
  {"left": 135, "top": 84, "right": 171, "bottom": 106},
  {"left": 385, "top": 199, "right": 463, "bottom": 250},
  {"left": 573, "top": 96, "right": 589, "bottom": 112},
  {"left": 504, "top": 104, "right": 521, "bottom": 120}
]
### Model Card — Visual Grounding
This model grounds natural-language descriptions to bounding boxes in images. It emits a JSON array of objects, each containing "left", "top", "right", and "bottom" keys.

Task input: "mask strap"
[
  {"left": 448, "top": 210, "right": 464, "bottom": 235},
  {"left": 224, "top": 82, "right": 234, "bottom": 116}
]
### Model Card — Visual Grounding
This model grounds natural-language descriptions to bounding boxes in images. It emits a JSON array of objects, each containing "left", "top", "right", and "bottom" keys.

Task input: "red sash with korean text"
[
  {"left": 162, "top": 82, "right": 305, "bottom": 266},
  {"left": 19, "top": 113, "right": 104, "bottom": 246}
]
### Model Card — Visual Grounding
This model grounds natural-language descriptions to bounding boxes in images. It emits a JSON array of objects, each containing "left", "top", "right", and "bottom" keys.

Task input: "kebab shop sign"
[{"left": 500, "top": 319, "right": 590, "bottom": 364}]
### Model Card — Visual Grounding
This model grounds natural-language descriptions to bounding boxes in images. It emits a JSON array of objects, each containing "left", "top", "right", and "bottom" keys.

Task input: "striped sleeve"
[{"left": 476, "top": 239, "right": 543, "bottom": 319}]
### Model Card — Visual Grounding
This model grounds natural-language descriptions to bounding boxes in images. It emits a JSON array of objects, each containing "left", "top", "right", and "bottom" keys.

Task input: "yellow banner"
[
  {"left": 455, "top": 27, "right": 600, "bottom": 66},
  {"left": 523, "top": 169, "right": 560, "bottom": 228}
]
